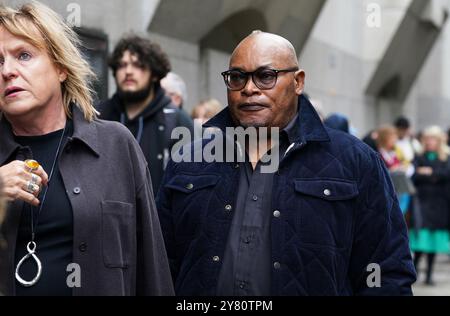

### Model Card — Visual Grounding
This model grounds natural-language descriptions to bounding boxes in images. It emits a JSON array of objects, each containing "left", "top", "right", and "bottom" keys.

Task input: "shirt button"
[
  {"left": 252, "top": 195, "right": 258, "bottom": 201},
  {"left": 213, "top": 256, "right": 220, "bottom": 262},
  {"left": 186, "top": 183, "right": 194, "bottom": 190},
  {"left": 274, "top": 262, "right": 281, "bottom": 270},
  {"left": 225, "top": 205, "right": 232, "bottom": 212},
  {"left": 273, "top": 210, "right": 281, "bottom": 218},
  {"left": 324, "top": 189, "right": 331, "bottom": 197},
  {"left": 73, "top": 187, "right": 81, "bottom": 195},
  {"left": 157, "top": 154, "right": 163, "bottom": 160},
  {"left": 79, "top": 242, "right": 87, "bottom": 252}
]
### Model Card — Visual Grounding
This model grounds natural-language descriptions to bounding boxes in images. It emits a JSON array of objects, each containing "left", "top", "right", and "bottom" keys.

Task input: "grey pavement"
[{"left": 413, "top": 255, "right": 450, "bottom": 296}]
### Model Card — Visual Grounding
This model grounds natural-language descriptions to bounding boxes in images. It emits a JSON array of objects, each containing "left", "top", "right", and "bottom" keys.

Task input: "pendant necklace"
[{"left": 15, "top": 123, "right": 67, "bottom": 287}]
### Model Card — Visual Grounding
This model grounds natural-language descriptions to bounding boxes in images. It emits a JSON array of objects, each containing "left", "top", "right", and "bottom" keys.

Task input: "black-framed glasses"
[{"left": 221, "top": 67, "right": 299, "bottom": 91}]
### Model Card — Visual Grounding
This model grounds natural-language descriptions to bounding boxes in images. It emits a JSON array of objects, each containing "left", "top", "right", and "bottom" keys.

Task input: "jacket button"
[
  {"left": 225, "top": 205, "right": 232, "bottom": 212},
  {"left": 234, "top": 164, "right": 240, "bottom": 169},
  {"left": 186, "top": 183, "right": 194, "bottom": 190},
  {"left": 73, "top": 187, "right": 81, "bottom": 195},
  {"left": 159, "top": 125, "right": 165, "bottom": 132},
  {"left": 324, "top": 189, "right": 331, "bottom": 197},
  {"left": 252, "top": 195, "right": 258, "bottom": 201},
  {"left": 274, "top": 262, "right": 281, "bottom": 270},
  {"left": 273, "top": 210, "right": 281, "bottom": 218},
  {"left": 79, "top": 242, "right": 87, "bottom": 252},
  {"left": 239, "top": 282, "right": 246, "bottom": 289},
  {"left": 157, "top": 154, "right": 163, "bottom": 160},
  {"left": 213, "top": 256, "right": 220, "bottom": 262}
]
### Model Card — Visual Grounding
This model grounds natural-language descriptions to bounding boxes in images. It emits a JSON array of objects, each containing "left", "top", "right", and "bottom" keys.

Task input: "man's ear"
[{"left": 294, "top": 70, "right": 306, "bottom": 95}]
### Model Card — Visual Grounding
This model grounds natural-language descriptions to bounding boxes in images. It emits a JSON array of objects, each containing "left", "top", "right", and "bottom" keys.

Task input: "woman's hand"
[{"left": 0, "top": 161, "right": 49, "bottom": 206}]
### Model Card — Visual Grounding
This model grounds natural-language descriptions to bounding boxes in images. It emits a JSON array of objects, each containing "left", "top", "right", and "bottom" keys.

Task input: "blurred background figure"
[
  {"left": 447, "top": 128, "right": 450, "bottom": 147},
  {"left": 376, "top": 126, "right": 402, "bottom": 170},
  {"left": 324, "top": 113, "right": 349, "bottom": 134},
  {"left": 191, "top": 98, "right": 222, "bottom": 125},
  {"left": 410, "top": 126, "right": 450, "bottom": 286},
  {"left": 393, "top": 117, "right": 418, "bottom": 217},
  {"left": 376, "top": 126, "right": 415, "bottom": 215},
  {"left": 394, "top": 117, "right": 421, "bottom": 164},
  {"left": 98, "top": 35, "right": 194, "bottom": 193},
  {"left": 446, "top": 128, "right": 450, "bottom": 151},
  {"left": 363, "top": 129, "right": 379, "bottom": 152},
  {"left": 161, "top": 72, "right": 188, "bottom": 109}
]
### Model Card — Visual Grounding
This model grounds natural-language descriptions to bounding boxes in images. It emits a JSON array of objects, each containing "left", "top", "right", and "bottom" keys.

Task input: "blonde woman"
[
  {"left": 0, "top": 3, "right": 173, "bottom": 296},
  {"left": 376, "top": 126, "right": 402, "bottom": 170},
  {"left": 410, "top": 126, "right": 450, "bottom": 285}
]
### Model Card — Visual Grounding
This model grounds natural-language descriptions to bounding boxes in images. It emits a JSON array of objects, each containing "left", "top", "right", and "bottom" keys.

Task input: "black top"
[
  {"left": 14, "top": 121, "right": 74, "bottom": 296},
  {"left": 216, "top": 114, "right": 299, "bottom": 296}
]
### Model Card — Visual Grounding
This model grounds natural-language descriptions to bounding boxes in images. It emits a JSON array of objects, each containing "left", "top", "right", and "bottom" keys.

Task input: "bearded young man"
[{"left": 98, "top": 35, "right": 193, "bottom": 193}]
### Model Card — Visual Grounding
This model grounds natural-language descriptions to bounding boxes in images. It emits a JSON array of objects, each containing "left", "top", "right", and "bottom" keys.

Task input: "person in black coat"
[
  {"left": 98, "top": 35, "right": 194, "bottom": 193},
  {"left": 410, "top": 126, "right": 450, "bottom": 285}
]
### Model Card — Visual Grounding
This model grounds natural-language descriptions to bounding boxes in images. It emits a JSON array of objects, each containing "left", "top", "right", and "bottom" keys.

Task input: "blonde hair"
[
  {"left": 191, "top": 99, "right": 222, "bottom": 121},
  {"left": 376, "top": 125, "right": 398, "bottom": 149},
  {"left": 421, "top": 126, "right": 448, "bottom": 161},
  {"left": 0, "top": 1, "right": 97, "bottom": 121}
]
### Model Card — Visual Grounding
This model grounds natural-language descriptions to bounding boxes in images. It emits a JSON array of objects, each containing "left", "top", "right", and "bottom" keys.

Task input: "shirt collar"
[
  {"left": 281, "top": 112, "right": 299, "bottom": 145},
  {"left": 70, "top": 104, "right": 100, "bottom": 157}
]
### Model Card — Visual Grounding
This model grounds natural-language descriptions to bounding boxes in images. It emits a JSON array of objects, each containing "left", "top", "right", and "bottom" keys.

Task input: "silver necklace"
[{"left": 15, "top": 123, "right": 67, "bottom": 287}]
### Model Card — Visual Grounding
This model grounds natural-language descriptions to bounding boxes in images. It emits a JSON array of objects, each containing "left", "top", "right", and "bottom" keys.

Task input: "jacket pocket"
[
  {"left": 294, "top": 178, "right": 358, "bottom": 201},
  {"left": 101, "top": 201, "right": 134, "bottom": 268},
  {"left": 164, "top": 174, "right": 221, "bottom": 240},
  {"left": 292, "top": 178, "right": 358, "bottom": 249},
  {"left": 165, "top": 174, "right": 220, "bottom": 194}
]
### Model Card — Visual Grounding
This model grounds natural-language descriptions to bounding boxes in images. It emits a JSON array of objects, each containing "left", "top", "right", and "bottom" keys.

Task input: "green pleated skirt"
[{"left": 409, "top": 229, "right": 450, "bottom": 254}]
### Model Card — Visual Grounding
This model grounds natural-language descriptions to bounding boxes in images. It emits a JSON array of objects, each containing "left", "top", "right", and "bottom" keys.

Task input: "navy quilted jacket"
[{"left": 156, "top": 96, "right": 416, "bottom": 296}]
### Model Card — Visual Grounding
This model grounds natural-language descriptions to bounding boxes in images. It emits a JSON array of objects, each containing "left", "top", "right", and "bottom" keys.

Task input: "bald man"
[{"left": 157, "top": 32, "right": 416, "bottom": 296}]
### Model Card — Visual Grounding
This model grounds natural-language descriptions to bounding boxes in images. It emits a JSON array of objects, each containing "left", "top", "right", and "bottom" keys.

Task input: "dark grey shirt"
[{"left": 216, "top": 113, "right": 299, "bottom": 296}]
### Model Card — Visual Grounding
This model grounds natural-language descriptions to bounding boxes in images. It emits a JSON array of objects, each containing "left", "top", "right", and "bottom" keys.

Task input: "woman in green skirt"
[{"left": 410, "top": 126, "right": 450, "bottom": 285}]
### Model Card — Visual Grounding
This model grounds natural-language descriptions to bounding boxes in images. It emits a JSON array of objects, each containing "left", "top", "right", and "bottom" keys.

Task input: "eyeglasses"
[{"left": 221, "top": 67, "right": 299, "bottom": 91}]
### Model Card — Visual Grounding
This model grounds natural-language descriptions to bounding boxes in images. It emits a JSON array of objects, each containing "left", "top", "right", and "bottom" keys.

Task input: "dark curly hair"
[{"left": 109, "top": 35, "right": 171, "bottom": 84}]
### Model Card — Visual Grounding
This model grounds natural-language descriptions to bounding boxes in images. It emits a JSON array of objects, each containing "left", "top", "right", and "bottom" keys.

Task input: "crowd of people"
[
  {"left": 322, "top": 110, "right": 450, "bottom": 286},
  {"left": 374, "top": 121, "right": 450, "bottom": 286},
  {"left": 0, "top": 1, "right": 445, "bottom": 296}
]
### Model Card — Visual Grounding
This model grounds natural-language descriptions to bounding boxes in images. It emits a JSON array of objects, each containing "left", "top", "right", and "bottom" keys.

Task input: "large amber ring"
[{"left": 24, "top": 160, "right": 40, "bottom": 173}]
